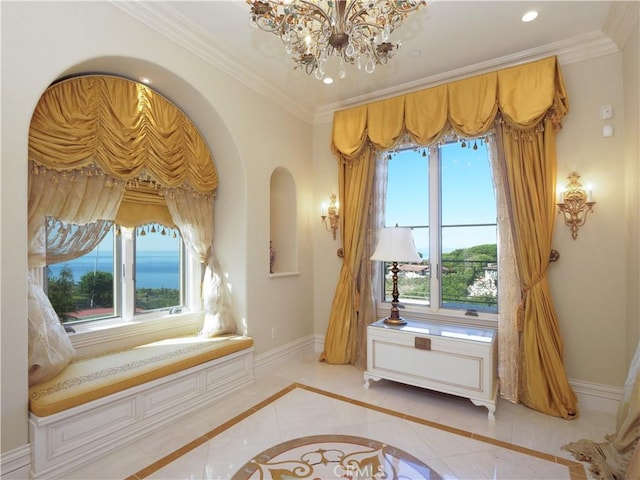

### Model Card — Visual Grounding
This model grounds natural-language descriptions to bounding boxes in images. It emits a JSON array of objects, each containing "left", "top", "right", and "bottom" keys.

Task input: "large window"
[
  {"left": 381, "top": 140, "right": 498, "bottom": 319},
  {"left": 46, "top": 224, "right": 186, "bottom": 325}
]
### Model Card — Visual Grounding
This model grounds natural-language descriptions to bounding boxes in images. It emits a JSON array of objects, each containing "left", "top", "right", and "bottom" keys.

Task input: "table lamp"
[{"left": 371, "top": 226, "right": 421, "bottom": 325}]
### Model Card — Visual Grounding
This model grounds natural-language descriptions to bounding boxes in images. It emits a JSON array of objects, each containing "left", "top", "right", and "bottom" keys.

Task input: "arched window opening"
[{"left": 28, "top": 75, "right": 235, "bottom": 386}]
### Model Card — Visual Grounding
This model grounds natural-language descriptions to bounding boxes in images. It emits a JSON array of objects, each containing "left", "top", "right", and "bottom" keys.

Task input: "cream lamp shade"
[{"left": 371, "top": 226, "right": 421, "bottom": 263}]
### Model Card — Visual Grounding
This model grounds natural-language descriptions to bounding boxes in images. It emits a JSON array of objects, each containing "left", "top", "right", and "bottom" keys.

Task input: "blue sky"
[{"left": 385, "top": 142, "right": 497, "bottom": 254}]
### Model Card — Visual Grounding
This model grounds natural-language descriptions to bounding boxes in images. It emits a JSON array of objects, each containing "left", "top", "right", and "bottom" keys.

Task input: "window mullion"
[
  {"left": 121, "top": 228, "right": 136, "bottom": 321},
  {"left": 429, "top": 146, "right": 441, "bottom": 313}
]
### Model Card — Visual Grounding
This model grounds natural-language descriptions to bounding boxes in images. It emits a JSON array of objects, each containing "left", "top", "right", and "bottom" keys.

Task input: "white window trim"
[
  {"left": 376, "top": 143, "right": 499, "bottom": 328},
  {"left": 50, "top": 230, "right": 204, "bottom": 356}
]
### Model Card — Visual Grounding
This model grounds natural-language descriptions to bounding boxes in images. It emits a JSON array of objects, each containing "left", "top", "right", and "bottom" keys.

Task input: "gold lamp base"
[
  {"left": 383, "top": 302, "right": 407, "bottom": 326},
  {"left": 383, "top": 316, "right": 407, "bottom": 326}
]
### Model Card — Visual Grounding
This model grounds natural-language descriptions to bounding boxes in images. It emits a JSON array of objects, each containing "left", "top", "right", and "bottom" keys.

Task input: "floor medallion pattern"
[
  {"left": 125, "top": 382, "right": 587, "bottom": 480},
  {"left": 232, "top": 434, "right": 442, "bottom": 480}
]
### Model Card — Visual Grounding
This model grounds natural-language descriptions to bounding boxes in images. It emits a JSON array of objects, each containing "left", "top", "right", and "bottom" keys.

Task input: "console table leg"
[
  {"left": 363, "top": 372, "right": 381, "bottom": 389},
  {"left": 470, "top": 398, "right": 496, "bottom": 421}
]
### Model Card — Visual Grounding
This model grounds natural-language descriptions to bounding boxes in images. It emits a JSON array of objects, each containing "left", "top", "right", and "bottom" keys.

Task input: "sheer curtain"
[
  {"left": 46, "top": 218, "right": 115, "bottom": 265},
  {"left": 352, "top": 154, "right": 389, "bottom": 369},
  {"left": 162, "top": 187, "right": 236, "bottom": 336},
  {"left": 27, "top": 164, "right": 125, "bottom": 385},
  {"left": 28, "top": 163, "right": 124, "bottom": 269},
  {"left": 488, "top": 136, "right": 521, "bottom": 403}
]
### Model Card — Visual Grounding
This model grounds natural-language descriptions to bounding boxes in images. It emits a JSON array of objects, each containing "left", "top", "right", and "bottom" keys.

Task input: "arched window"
[{"left": 28, "top": 75, "right": 235, "bottom": 385}]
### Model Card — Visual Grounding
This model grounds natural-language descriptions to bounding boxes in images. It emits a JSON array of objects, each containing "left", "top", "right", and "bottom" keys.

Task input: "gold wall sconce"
[
  {"left": 321, "top": 194, "right": 339, "bottom": 240},
  {"left": 557, "top": 172, "right": 596, "bottom": 240}
]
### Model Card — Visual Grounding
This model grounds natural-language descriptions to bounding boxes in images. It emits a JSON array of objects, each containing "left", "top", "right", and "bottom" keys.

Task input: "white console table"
[{"left": 364, "top": 318, "right": 498, "bottom": 420}]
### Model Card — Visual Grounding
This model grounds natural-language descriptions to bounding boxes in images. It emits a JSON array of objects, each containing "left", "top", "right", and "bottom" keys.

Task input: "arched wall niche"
[
  {"left": 269, "top": 167, "right": 298, "bottom": 275},
  {"left": 52, "top": 56, "right": 248, "bottom": 316}
]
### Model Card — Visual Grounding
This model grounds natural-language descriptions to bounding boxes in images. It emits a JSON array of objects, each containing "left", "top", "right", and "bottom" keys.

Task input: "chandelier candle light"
[
  {"left": 371, "top": 225, "right": 421, "bottom": 326},
  {"left": 247, "top": 0, "right": 426, "bottom": 80}
]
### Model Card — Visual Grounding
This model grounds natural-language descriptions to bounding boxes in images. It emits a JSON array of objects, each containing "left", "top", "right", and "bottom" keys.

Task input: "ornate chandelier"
[{"left": 247, "top": 0, "right": 426, "bottom": 80}]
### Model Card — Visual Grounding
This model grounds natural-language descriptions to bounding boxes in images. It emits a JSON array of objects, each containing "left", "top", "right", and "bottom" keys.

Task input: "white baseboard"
[
  {"left": 255, "top": 335, "right": 623, "bottom": 417},
  {"left": 313, "top": 334, "right": 325, "bottom": 353},
  {"left": 569, "top": 378, "right": 623, "bottom": 414},
  {"left": 253, "top": 334, "right": 317, "bottom": 371},
  {"left": 0, "top": 444, "right": 30, "bottom": 480}
]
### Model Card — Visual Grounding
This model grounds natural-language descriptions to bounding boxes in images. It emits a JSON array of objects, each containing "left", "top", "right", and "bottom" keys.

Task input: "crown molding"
[
  {"left": 313, "top": 31, "right": 620, "bottom": 124},
  {"left": 603, "top": 1, "right": 640, "bottom": 51},
  {"left": 110, "top": 1, "right": 315, "bottom": 124},
  {"left": 110, "top": 2, "right": 621, "bottom": 128}
]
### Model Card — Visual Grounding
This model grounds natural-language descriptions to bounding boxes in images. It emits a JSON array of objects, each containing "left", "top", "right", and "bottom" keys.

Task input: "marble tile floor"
[{"left": 64, "top": 346, "right": 616, "bottom": 480}]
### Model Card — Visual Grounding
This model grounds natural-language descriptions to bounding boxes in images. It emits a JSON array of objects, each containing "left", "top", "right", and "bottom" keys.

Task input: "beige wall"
[
  {"left": 552, "top": 54, "right": 630, "bottom": 387},
  {"left": 622, "top": 22, "right": 640, "bottom": 369},
  {"left": 1, "top": 1, "right": 314, "bottom": 454},
  {"left": 312, "top": 121, "right": 343, "bottom": 337}
]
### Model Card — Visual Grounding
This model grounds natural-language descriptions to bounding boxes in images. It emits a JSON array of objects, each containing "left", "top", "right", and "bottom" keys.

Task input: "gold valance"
[
  {"left": 115, "top": 182, "right": 176, "bottom": 229},
  {"left": 29, "top": 75, "right": 218, "bottom": 194},
  {"left": 332, "top": 56, "right": 568, "bottom": 159}
]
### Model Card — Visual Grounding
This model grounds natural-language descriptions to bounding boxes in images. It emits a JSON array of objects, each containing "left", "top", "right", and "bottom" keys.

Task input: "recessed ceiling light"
[
  {"left": 139, "top": 76, "right": 153, "bottom": 85},
  {"left": 521, "top": 10, "right": 538, "bottom": 22},
  {"left": 323, "top": 77, "right": 334, "bottom": 85},
  {"left": 410, "top": 49, "right": 422, "bottom": 57}
]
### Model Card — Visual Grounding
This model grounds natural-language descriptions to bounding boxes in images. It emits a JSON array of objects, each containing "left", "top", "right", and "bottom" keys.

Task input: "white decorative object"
[{"left": 364, "top": 318, "right": 498, "bottom": 420}]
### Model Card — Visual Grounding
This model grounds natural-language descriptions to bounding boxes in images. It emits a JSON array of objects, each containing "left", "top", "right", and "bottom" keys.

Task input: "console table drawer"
[{"left": 371, "top": 339, "right": 484, "bottom": 392}]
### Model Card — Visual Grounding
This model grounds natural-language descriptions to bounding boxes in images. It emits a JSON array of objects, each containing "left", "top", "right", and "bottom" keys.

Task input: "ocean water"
[{"left": 47, "top": 251, "right": 180, "bottom": 289}]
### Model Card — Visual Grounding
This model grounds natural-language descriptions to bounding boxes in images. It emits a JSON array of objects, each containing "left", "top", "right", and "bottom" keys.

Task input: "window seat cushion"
[{"left": 28, "top": 334, "right": 253, "bottom": 417}]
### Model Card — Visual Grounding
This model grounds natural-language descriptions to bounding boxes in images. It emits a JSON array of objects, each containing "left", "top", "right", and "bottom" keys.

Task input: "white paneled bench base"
[{"left": 28, "top": 334, "right": 254, "bottom": 480}]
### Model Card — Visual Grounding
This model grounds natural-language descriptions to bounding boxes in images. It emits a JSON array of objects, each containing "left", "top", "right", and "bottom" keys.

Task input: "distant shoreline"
[{"left": 47, "top": 251, "right": 180, "bottom": 290}]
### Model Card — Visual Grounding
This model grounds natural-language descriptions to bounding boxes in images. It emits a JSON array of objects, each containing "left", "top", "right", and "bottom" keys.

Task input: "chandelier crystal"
[{"left": 247, "top": 0, "right": 426, "bottom": 80}]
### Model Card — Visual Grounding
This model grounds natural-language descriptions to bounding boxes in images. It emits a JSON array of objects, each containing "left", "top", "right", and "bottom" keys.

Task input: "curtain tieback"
[{"left": 516, "top": 263, "right": 550, "bottom": 332}]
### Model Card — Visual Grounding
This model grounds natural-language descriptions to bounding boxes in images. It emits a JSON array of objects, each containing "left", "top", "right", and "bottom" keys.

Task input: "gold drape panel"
[
  {"left": 326, "top": 56, "right": 579, "bottom": 419},
  {"left": 28, "top": 75, "right": 218, "bottom": 227},
  {"left": 498, "top": 119, "right": 577, "bottom": 419},
  {"left": 320, "top": 145, "right": 376, "bottom": 364}
]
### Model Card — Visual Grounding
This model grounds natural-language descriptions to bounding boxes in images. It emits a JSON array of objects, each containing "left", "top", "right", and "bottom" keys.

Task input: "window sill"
[
  {"left": 69, "top": 311, "right": 203, "bottom": 357},
  {"left": 269, "top": 271, "right": 300, "bottom": 279},
  {"left": 376, "top": 304, "right": 498, "bottom": 329}
]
